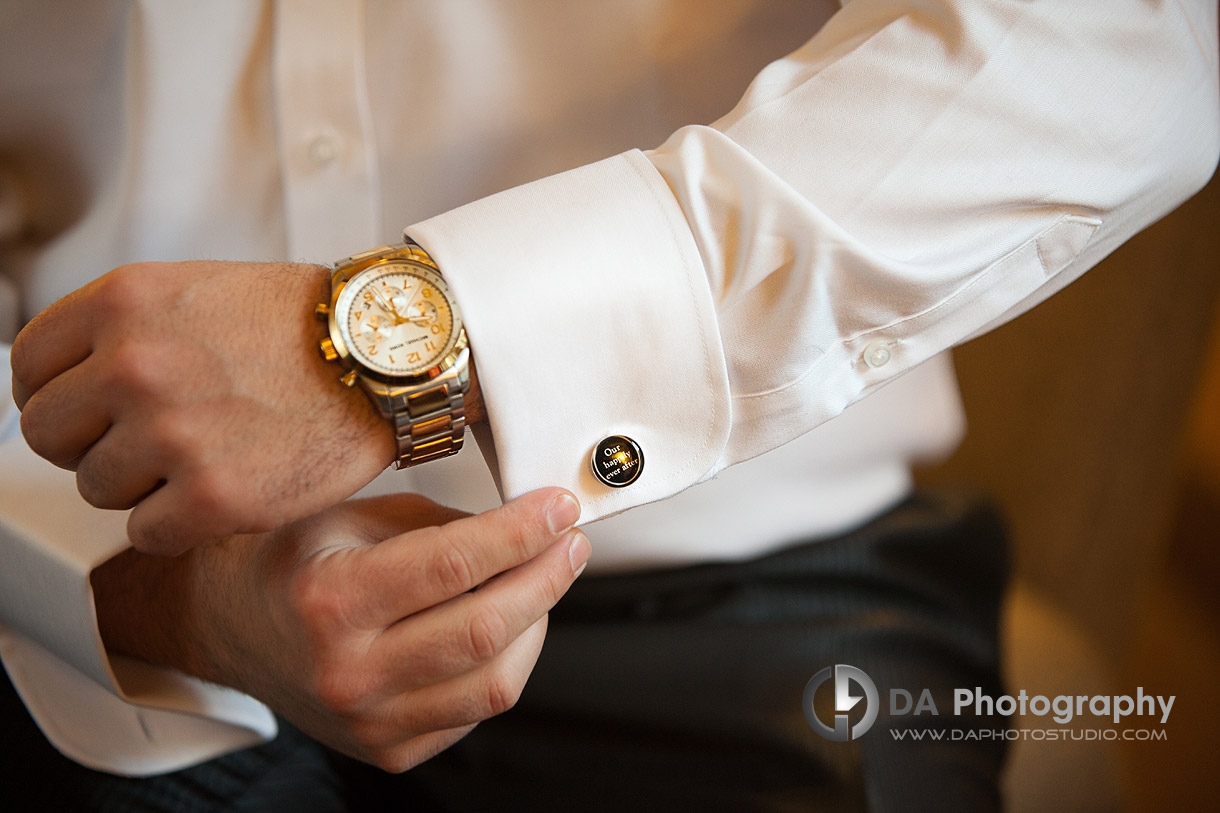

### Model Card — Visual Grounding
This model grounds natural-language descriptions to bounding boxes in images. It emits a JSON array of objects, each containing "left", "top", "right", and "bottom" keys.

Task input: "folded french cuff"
[
  {"left": 0, "top": 435, "right": 275, "bottom": 776},
  {"left": 407, "top": 150, "right": 730, "bottom": 522}
]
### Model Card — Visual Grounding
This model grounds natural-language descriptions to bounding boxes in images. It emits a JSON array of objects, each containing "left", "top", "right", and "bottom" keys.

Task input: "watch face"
[{"left": 335, "top": 260, "right": 461, "bottom": 377}]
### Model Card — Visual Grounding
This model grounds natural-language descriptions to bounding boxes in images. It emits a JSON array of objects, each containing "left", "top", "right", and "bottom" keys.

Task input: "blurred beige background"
[{"left": 916, "top": 168, "right": 1220, "bottom": 810}]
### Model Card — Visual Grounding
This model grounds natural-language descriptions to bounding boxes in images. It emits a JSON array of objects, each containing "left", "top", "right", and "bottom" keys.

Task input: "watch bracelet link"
[
  {"left": 335, "top": 242, "right": 436, "bottom": 275},
  {"left": 384, "top": 373, "right": 468, "bottom": 469}
]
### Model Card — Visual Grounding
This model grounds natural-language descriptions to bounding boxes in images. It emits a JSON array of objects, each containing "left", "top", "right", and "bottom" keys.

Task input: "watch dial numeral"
[{"left": 407, "top": 351, "right": 422, "bottom": 364}]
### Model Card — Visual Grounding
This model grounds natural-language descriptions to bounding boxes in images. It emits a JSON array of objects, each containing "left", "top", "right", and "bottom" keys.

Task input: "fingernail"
[
  {"left": 567, "top": 531, "right": 591, "bottom": 577},
  {"left": 547, "top": 492, "right": 580, "bottom": 535}
]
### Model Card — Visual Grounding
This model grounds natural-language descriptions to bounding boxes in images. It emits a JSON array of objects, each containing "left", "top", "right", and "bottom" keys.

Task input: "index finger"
[
  {"left": 10, "top": 280, "right": 103, "bottom": 409},
  {"left": 339, "top": 487, "right": 582, "bottom": 628}
]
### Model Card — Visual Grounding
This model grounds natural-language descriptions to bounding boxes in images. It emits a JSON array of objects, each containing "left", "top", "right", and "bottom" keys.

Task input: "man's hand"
[
  {"left": 91, "top": 487, "right": 589, "bottom": 772},
  {"left": 11, "top": 260, "right": 424, "bottom": 555}
]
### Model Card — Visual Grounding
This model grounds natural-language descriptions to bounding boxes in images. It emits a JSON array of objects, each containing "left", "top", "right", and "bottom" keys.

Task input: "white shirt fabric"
[{"left": 1, "top": 0, "right": 1216, "bottom": 776}]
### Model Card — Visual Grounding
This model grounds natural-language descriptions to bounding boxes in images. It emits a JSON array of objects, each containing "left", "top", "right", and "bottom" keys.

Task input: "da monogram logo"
[{"left": 803, "top": 664, "right": 879, "bottom": 741}]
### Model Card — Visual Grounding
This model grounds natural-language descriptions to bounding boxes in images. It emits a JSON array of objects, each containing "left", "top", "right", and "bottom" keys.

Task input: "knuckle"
[
  {"left": 123, "top": 516, "right": 156, "bottom": 554},
  {"left": 74, "top": 459, "right": 112, "bottom": 508},
  {"left": 127, "top": 529, "right": 181, "bottom": 557},
  {"left": 464, "top": 606, "right": 510, "bottom": 664},
  {"left": 300, "top": 621, "right": 372, "bottom": 715},
  {"left": 431, "top": 531, "right": 477, "bottom": 596},
  {"left": 286, "top": 562, "right": 367, "bottom": 648},
  {"left": 147, "top": 413, "right": 202, "bottom": 467},
  {"left": 17, "top": 408, "right": 54, "bottom": 459},
  {"left": 498, "top": 499, "right": 550, "bottom": 564},
  {"left": 368, "top": 740, "right": 422, "bottom": 775},
  {"left": 9, "top": 329, "right": 34, "bottom": 390},
  {"left": 503, "top": 524, "right": 536, "bottom": 565},
  {"left": 349, "top": 719, "right": 409, "bottom": 770},
  {"left": 184, "top": 465, "right": 241, "bottom": 521},
  {"left": 538, "top": 561, "right": 570, "bottom": 608},
  {"left": 287, "top": 568, "right": 347, "bottom": 632},
  {"left": 375, "top": 727, "right": 473, "bottom": 774},
  {"left": 96, "top": 263, "right": 155, "bottom": 316},
  {"left": 312, "top": 664, "right": 366, "bottom": 717},
  {"left": 373, "top": 753, "right": 412, "bottom": 775},
  {"left": 480, "top": 665, "right": 524, "bottom": 718},
  {"left": 105, "top": 341, "right": 163, "bottom": 399},
  {"left": 126, "top": 512, "right": 189, "bottom": 556}
]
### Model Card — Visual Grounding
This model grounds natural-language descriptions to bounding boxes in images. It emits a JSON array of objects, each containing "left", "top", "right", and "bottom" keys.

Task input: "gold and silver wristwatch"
[{"left": 316, "top": 242, "right": 470, "bottom": 469}]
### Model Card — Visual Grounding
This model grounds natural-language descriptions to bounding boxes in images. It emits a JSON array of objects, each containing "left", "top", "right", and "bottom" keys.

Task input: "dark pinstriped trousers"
[{"left": 1, "top": 491, "right": 1009, "bottom": 812}]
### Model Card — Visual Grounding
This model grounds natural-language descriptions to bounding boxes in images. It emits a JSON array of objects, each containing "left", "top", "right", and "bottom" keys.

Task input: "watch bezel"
[{"left": 326, "top": 251, "right": 468, "bottom": 389}]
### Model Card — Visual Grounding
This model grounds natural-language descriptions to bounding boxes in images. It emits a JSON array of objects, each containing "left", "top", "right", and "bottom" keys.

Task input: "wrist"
[
  {"left": 91, "top": 548, "right": 199, "bottom": 678},
  {"left": 464, "top": 354, "right": 486, "bottom": 426},
  {"left": 90, "top": 541, "right": 245, "bottom": 689}
]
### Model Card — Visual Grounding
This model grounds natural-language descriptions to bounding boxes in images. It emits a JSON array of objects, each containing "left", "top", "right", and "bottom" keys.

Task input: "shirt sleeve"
[
  {"left": 407, "top": 0, "right": 1220, "bottom": 524},
  {"left": 0, "top": 344, "right": 277, "bottom": 776}
]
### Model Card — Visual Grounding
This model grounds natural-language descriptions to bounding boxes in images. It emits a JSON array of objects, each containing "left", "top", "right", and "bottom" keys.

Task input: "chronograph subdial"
[
  {"left": 367, "top": 283, "right": 415, "bottom": 324},
  {"left": 359, "top": 314, "right": 395, "bottom": 343},
  {"left": 405, "top": 299, "right": 439, "bottom": 325}
]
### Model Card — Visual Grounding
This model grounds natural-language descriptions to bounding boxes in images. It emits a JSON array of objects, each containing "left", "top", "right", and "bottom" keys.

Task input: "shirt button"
[
  {"left": 307, "top": 133, "right": 341, "bottom": 168},
  {"left": 591, "top": 435, "right": 644, "bottom": 488},
  {"left": 863, "top": 341, "right": 892, "bottom": 369}
]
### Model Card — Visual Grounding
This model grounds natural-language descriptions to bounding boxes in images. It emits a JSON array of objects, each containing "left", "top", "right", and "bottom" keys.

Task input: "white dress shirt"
[{"left": 0, "top": 0, "right": 1216, "bottom": 776}]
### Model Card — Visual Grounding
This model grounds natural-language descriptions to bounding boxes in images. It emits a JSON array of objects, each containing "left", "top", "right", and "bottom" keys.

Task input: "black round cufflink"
[{"left": 590, "top": 435, "right": 643, "bottom": 488}]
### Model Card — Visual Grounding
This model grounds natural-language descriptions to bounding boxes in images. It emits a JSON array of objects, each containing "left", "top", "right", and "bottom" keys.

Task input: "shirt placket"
[{"left": 272, "top": 0, "right": 381, "bottom": 262}]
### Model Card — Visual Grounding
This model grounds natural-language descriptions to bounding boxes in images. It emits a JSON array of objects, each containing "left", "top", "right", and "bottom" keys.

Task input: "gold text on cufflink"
[{"left": 591, "top": 435, "right": 644, "bottom": 488}]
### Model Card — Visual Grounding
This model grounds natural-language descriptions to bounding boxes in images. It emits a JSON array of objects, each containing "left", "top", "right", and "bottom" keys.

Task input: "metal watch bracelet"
[{"left": 382, "top": 355, "right": 469, "bottom": 469}]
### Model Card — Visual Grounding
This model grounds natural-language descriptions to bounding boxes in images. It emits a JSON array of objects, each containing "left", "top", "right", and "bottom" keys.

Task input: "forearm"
[{"left": 90, "top": 536, "right": 293, "bottom": 709}]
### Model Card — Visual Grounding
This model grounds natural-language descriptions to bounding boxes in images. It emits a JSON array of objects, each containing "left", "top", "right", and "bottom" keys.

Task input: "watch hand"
[
  {"left": 403, "top": 294, "right": 440, "bottom": 326},
  {"left": 369, "top": 285, "right": 398, "bottom": 317},
  {"left": 376, "top": 285, "right": 416, "bottom": 325}
]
